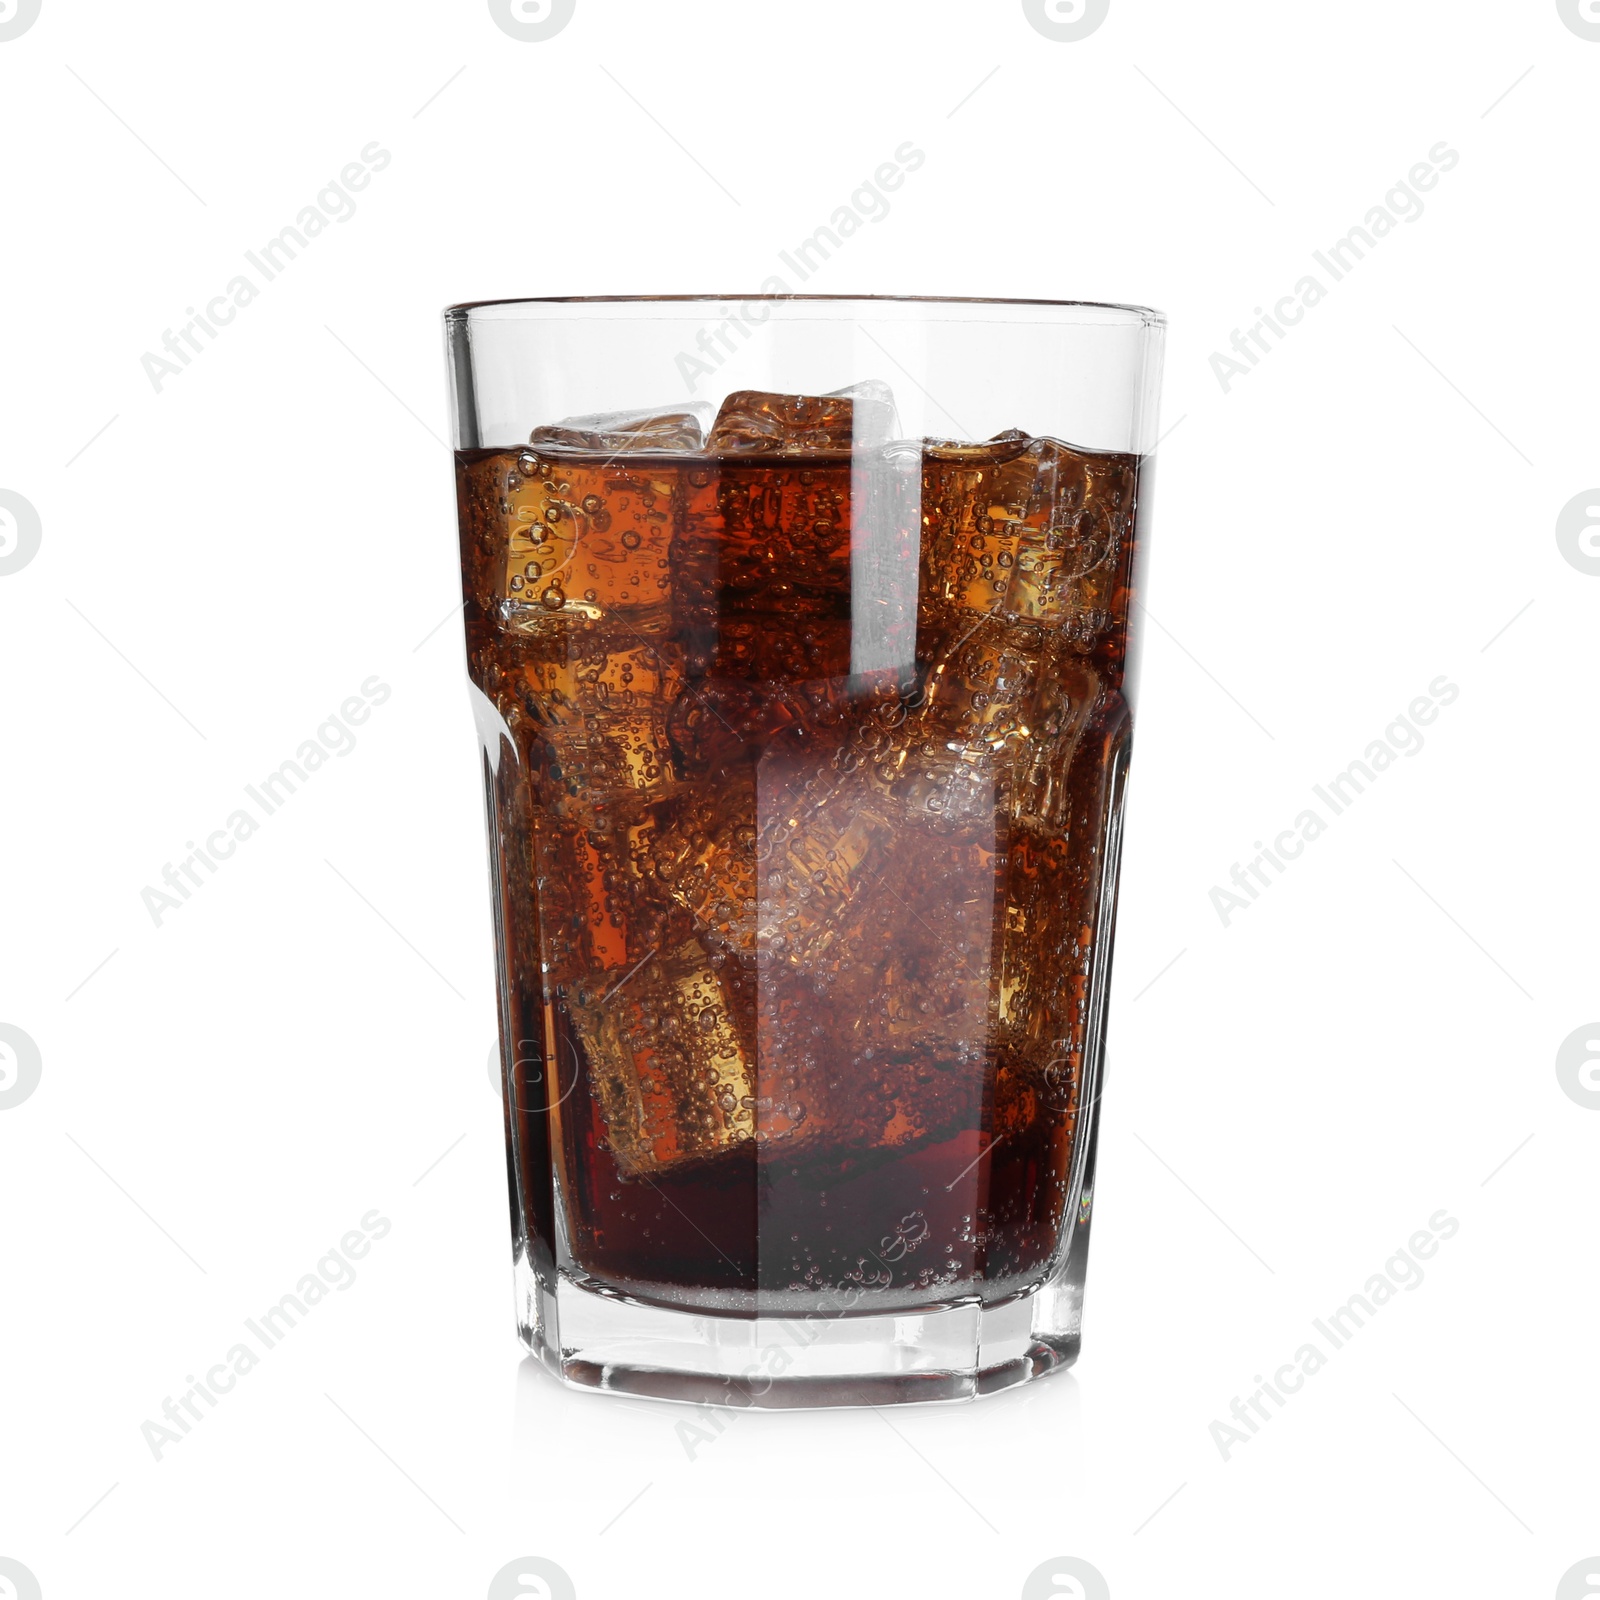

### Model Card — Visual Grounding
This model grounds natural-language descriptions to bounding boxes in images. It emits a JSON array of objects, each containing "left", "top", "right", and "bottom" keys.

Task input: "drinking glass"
[{"left": 446, "top": 294, "right": 1165, "bottom": 1406}]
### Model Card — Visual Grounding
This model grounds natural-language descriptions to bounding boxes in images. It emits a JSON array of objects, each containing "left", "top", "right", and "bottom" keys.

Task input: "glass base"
[{"left": 515, "top": 1255, "right": 1084, "bottom": 1409}]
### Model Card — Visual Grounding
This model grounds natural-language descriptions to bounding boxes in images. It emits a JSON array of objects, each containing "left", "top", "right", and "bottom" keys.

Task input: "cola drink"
[{"left": 457, "top": 385, "right": 1146, "bottom": 1316}]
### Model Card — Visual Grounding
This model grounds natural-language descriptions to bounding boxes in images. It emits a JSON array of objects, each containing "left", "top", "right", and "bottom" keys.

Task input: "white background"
[{"left": 3, "top": 2, "right": 1598, "bottom": 1597}]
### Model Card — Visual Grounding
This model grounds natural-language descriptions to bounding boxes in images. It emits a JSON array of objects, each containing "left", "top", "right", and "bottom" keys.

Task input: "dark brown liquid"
[{"left": 458, "top": 418, "right": 1144, "bottom": 1312}]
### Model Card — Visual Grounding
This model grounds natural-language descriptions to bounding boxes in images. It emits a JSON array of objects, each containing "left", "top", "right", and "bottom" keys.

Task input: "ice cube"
[
  {"left": 653, "top": 772, "right": 758, "bottom": 957},
  {"left": 831, "top": 379, "right": 899, "bottom": 446},
  {"left": 671, "top": 450, "right": 857, "bottom": 680},
  {"left": 993, "top": 817, "right": 1076, "bottom": 1064},
  {"left": 708, "top": 381, "right": 898, "bottom": 454},
  {"left": 877, "top": 611, "right": 1106, "bottom": 834},
  {"left": 754, "top": 755, "right": 899, "bottom": 975},
  {"left": 748, "top": 794, "right": 997, "bottom": 1163},
  {"left": 987, "top": 826, "right": 1089, "bottom": 1158},
  {"left": 666, "top": 677, "right": 849, "bottom": 775},
  {"left": 529, "top": 403, "right": 712, "bottom": 453},
  {"left": 513, "top": 633, "right": 685, "bottom": 814},
  {"left": 499, "top": 453, "right": 680, "bottom": 626},
  {"left": 567, "top": 935, "right": 758, "bottom": 1178},
  {"left": 922, "top": 428, "right": 1029, "bottom": 459},
  {"left": 919, "top": 435, "right": 1138, "bottom": 630},
  {"left": 751, "top": 972, "right": 988, "bottom": 1161},
  {"left": 993, "top": 699, "right": 1131, "bottom": 1124}
]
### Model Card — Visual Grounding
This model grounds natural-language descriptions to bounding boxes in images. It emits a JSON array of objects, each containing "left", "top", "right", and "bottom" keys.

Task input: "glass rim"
[{"left": 445, "top": 293, "right": 1166, "bottom": 326}]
